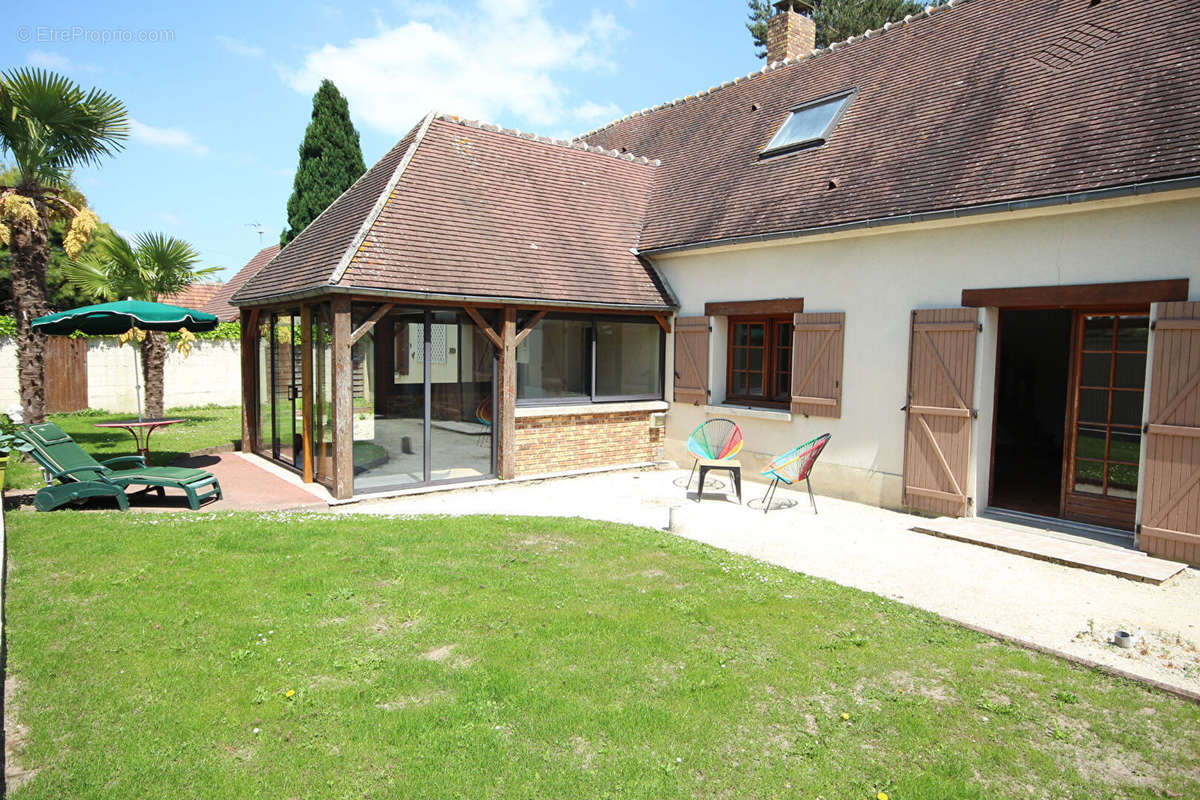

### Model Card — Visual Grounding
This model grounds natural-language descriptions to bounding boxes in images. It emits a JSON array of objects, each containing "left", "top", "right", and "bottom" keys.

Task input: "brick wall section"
[
  {"left": 515, "top": 410, "right": 664, "bottom": 476},
  {"left": 766, "top": 6, "right": 816, "bottom": 63}
]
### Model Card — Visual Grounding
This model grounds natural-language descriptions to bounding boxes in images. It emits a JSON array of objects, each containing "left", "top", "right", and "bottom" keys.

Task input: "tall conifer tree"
[
  {"left": 746, "top": 0, "right": 923, "bottom": 53},
  {"left": 281, "top": 80, "right": 366, "bottom": 246}
]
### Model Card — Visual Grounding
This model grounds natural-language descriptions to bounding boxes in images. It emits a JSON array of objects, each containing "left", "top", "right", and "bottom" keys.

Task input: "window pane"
[
  {"left": 733, "top": 348, "right": 748, "bottom": 371},
  {"left": 595, "top": 320, "right": 662, "bottom": 398},
  {"left": 733, "top": 323, "right": 750, "bottom": 347},
  {"left": 747, "top": 324, "right": 765, "bottom": 347},
  {"left": 1074, "top": 460, "right": 1104, "bottom": 495},
  {"left": 1109, "top": 428, "right": 1141, "bottom": 465},
  {"left": 1076, "top": 425, "right": 1107, "bottom": 461},
  {"left": 748, "top": 348, "right": 763, "bottom": 371},
  {"left": 776, "top": 323, "right": 792, "bottom": 347},
  {"left": 732, "top": 372, "right": 748, "bottom": 396},
  {"left": 748, "top": 371, "right": 763, "bottom": 395},
  {"left": 1111, "top": 391, "right": 1143, "bottom": 427},
  {"left": 1083, "top": 316, "right": 1114, "bottom": 350},
  {"left": 1080, "top": 352, "right": 1111, "bottom": 387},
  {"left": 1107, "top": 462, "right": 1138, "bottom": 498},
  {"left": 763, "top": 95, "right": 850, "bottom": 153},
  {"left": 1116, "top": 316, "right": 1149, "bottom": 351},
  {"left": 1078, "top": 389, "right": 1109, "bottom": 423},
  {"left": 1113, "top": 352, "right": 1146, "bottom": 389},
  {"left": 516, "top": 317, "right": 589, "bottom": 400}
]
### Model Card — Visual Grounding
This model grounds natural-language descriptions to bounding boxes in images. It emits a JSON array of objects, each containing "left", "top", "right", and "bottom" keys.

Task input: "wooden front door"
[
  {"left": 1140, "top": 301, "right": 1200, "bottom": 564},
  {"left": 44, "top": 337, "right": 88, "bottom": 413},
  {"left": 903, "top": 308, "right": 979, "bottom": 516},
  {"left": 1061, "top": 312, "right": 1149, "bottom": 530}
]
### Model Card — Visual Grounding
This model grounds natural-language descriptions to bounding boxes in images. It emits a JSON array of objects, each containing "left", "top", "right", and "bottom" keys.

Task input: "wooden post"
[
  {"left": 497, "top": 306, "right": 518, "bottom": 479},
  {"left": 331, "top": 295, "right": 354, "bottom": 499},
  {"left": 300, "top": 304, "right": 314, "bottom": 484},
  {"left": 239, "top": 308, "right": 259, "bottom": 453}
]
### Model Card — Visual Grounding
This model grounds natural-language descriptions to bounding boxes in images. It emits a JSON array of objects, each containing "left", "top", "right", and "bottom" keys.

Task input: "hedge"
[{"left": 0, "top": 315, "right": 240, "bottom": 341}]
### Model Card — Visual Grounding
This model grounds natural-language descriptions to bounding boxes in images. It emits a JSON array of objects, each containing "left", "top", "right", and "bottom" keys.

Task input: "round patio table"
[{"left": 93, "top": 418, "right": 185, "bottom": 462}]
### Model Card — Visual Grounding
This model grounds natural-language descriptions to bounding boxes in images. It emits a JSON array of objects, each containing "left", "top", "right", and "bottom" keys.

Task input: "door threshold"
[{"left": 981, "top": 506, "right": 1135, "bottom": 551}]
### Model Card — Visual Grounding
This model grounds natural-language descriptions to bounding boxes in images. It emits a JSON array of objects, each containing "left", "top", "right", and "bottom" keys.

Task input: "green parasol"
[{"left": 32, "top": 300, "right": 220, "bottom": 421}]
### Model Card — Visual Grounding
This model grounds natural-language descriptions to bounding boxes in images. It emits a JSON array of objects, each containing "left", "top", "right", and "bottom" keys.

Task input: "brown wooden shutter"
[
  {"left": 790, "top": 311, "right": 845, "bottom": 418},
  {"left": 673, "top": 316, "right": 709, "bottom": 405},
  {"left": 1140, "top": 301, "right": 1200, "bottom": 565},
  {"left": 902, "top": 308, "right": 979, "bottom": 517}
]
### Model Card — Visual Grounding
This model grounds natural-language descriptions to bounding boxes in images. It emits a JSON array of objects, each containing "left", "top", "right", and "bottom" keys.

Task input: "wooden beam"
[
  {"left": 331, "top": 295, "right": 354, "bottom": 500},
  {"left": 349, "top": 303, "right": 393, "bottom": 346},
  {"left": 496, "top": 306, "right": 518, "bottom": 480},
  {"left": 300, "top": 304, "right": 314, "bottom": 484},
  {"left": 463, "top": 305, "right": 502, "bottom": 350},
  {"left": 513, "top": 310, "right": 547, "bottom": 347},
  {"left": 704, "top": 297, "right": 804, "bottom": 316},
  {"left": 961, "top": 279, "right": 1188, "bottom": 309},
  {"left": 239, "top": 308, "right": 259, "bottom": 453},
  {"left": 653, "top": 313, "right": 672, "bottom": 334}
]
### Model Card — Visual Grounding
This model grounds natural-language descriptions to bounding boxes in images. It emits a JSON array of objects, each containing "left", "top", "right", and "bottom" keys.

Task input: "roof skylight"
[{"left": 761, "top": 91, "right": 854, "bottom": 156}]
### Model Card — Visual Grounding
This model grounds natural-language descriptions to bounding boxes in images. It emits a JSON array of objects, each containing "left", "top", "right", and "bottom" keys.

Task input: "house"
[
  {"left": 232, "top": 0, "right": 1200, "bottom": 565},
  {"left": 162, "top": 281, "right": 223, "bottom": 312},
  {"left": 203, "top": 244, "right": 280, "bottom": 322}
]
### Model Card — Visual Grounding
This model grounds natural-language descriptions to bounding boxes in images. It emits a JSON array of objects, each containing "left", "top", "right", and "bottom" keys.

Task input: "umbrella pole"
[{"left": 132, "top": 330, "right": 143, "bottom": 422}]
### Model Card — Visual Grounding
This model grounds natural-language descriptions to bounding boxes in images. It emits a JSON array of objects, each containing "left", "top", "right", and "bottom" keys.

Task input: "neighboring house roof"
[
  {"left": 162, "top": 282, "right": 223, "bottom": 310},
  {"left": 582, "top": 0, "right": 1200, "bottom": 253},
  {"left": 234, "top": 116, "right": 669, "bottom": 310},
  {"left": 202, "top": 244, "right": 280, "bottom": 321}
]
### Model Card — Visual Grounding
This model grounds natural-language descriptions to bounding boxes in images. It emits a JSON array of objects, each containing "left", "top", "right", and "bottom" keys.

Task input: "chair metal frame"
[{"left": 760, "top": 433, "right": 832, "bottom": 515}]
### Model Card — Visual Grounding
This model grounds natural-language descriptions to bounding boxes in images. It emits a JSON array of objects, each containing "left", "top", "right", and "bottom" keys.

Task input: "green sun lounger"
[{"left": 18, "top": 422, "right": 222, "bottom": 512}]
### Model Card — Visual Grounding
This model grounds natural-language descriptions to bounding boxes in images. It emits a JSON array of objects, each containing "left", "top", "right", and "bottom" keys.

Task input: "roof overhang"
[
  {"left": 641, "top": 175, "right": 1200, "bottom": 259},
  {"left": 230, "top": 284, "right": 675, "bottom": 313}
]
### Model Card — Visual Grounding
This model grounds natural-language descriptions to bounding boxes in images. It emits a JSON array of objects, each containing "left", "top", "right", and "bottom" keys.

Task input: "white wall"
[
  {"left": 0, "top": 338, "right": 242, "bottom": 414},
  {"left": 655, "top": 193, "right": 1200, "bottom": 509}
]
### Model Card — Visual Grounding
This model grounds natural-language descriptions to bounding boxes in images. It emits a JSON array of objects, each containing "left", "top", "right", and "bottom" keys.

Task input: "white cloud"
[
  {"left": 216, "top": 35, "right": 264, "bottom": 58},
  {"left": 156, "top": 211, "right": 181, "bottom": 226},
  {"left": 571, "top": 100, "right": 620, "bottom": 123},
  {"left": 27, "top": 50, "right": 99, "bottom": 73},
  {"left": 128, "top": 119, "right": 210, "bottom": 157},
  {"left": 287, "top": 0, "right": 625, "bottom": 135}
]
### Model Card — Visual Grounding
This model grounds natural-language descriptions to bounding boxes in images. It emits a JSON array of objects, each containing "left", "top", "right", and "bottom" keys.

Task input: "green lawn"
[
  {"left": 4, "top": 511, "right": 1199, "bottom": 799},
  {"left": 5, "top": 405, "right": 241, "bottom": 490}
]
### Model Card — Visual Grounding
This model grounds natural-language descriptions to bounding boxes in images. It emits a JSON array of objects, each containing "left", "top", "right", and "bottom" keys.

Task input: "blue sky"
[{"left": 3, "top": 0, "right": 762, "bottom": 280}]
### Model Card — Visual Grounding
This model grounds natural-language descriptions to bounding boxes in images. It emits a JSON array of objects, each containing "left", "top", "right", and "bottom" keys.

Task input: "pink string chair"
[{"left": 760, "top": 433, "right": 831, "bottom": 514}]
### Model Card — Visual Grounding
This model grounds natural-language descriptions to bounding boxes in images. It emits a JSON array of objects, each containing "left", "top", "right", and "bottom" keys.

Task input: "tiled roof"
[
  {"left": 202, "top": 244, "right": 280, "bottom": 321},
  {"left": 338, "top": 116, "right": 666, "bottom": 309},
  {"left": 162, "top": 282, "right": 223, "bottom": 310},
  {"left": 233, "top": 119, "right": 427, "bottom": 304},
  {"left": 582, "top": 0, "right": 1200, "bottom": 252},
  {"left": 237, "top": 115, "right": 670, "bottom": 309}
]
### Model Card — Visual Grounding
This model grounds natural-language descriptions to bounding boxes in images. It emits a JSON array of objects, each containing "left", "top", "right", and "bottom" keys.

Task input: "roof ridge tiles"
[
  {"left": 578, "top": 0, "right": 967, "bottom": 140},
  {"left": 434, "top": 113, "right": 662, "bottom": 167}
]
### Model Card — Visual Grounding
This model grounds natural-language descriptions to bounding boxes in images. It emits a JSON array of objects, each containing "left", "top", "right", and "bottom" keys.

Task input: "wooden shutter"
[
  {"left": 44, "top": 337, "right": 88, "bottom": 413},
  {"left": 1140, "top": 301, "right": 1200, "bottom": 565},
  {"left": 902, "top": 308, "right": 979, "bottom": 517},
  {"left": 790, "top": 311, "right": 845, "bottom": 418},
  {"left": 673, "top": 316, "right": 709, "bottom": 405}
]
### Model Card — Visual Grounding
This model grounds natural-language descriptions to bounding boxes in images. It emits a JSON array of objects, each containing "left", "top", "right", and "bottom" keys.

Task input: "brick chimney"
[{"left": 767, "top": 0, "right": 816, "bottom": 63}]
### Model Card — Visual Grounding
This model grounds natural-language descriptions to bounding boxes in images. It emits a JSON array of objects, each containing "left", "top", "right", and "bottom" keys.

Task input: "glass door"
[
  {"left": 1063, "top": 312, "right": 1149, "bottom": 530},
  {"left": 351, "top": 306, "right": 495, "bottom": 494},
  {"left": 269, "top": 310, "right": 302, "bottom": 467}
]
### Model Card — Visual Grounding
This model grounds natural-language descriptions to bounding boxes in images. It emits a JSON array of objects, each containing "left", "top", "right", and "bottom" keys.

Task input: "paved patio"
[{"left": 342, "top": 466, "right": 1200, "bottom": 696}]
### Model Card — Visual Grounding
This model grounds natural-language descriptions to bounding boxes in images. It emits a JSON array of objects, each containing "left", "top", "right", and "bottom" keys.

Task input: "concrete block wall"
[{"left": 0, "top": 337, "right": 241, "bottom": 414}]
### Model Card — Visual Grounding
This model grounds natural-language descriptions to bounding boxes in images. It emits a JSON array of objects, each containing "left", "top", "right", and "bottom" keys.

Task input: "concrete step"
[{"left": 910, "top": 517, "right": 1188, "bottom": 584}]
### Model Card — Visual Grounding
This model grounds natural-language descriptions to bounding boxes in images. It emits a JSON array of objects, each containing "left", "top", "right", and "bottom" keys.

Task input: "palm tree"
[
  {"left": 0, "top": 68, "right": 127, "bottom": 423},
  {"left": 66, "top": 231, "right": 216, "bottom": 418}
]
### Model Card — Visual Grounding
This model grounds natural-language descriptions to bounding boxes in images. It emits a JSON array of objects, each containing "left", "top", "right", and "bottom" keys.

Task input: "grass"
[
  {"left": 4, "top": 515, "right": 1200, "bottom": 799},
  {"left": 5, "top": 405, "right": 241, "bottom": 490}
]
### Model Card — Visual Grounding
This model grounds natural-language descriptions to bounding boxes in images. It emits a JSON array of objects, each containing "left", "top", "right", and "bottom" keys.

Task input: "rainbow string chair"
[
  {"left": 686, "top": 418, "right": 744, "bottom": 488},
  {"left": 475, "top": 396, "right": 493, "bottom": 448},
  {"left": 760, "top": 433, "right": 831, "bottom": 515}
]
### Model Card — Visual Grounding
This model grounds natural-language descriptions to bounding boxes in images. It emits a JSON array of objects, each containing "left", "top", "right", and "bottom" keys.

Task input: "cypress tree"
[{"left": 280, "top": 80, "right": 366, "bottom": 246}]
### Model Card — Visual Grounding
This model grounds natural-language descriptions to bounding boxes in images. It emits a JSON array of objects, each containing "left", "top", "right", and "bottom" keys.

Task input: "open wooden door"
[
  {"left": 1140, "top": 301, "right": 1200, "bottom": 565},
  {"left": 673, "top": 316, "right": 709, "bottom": 405},
  {"left": 903, "top": 308, "right": 979, "bottom": 516}
]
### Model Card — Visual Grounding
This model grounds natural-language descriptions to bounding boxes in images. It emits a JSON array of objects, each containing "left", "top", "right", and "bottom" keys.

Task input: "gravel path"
[{"left": 342, "top": 467, "right": 1200, "bottom": 695}]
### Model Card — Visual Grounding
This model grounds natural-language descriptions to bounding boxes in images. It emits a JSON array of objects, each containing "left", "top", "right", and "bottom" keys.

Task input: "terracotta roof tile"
[
  {"left": 582, "top": 0, "right": 1200, "bottom": 251},
  {"left": 202, "top": 244, "right": 280, "bottom": 321},
  {"left": 162, "top": 282, "right": 223, "bottom": 310}
]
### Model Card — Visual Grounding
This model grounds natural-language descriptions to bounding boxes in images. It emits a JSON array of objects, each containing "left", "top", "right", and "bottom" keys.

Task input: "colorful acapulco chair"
[
  {"left": 475, "top": 396, "right": 493, "bottom": 447},
  {"left": 686, "top": 418, "right": 744, "bottom": 501},
  {"left": 760, "top": 433, "right": 831, "bottom": 515}
]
